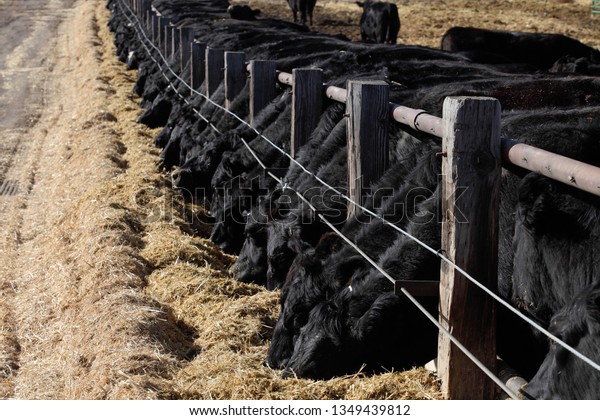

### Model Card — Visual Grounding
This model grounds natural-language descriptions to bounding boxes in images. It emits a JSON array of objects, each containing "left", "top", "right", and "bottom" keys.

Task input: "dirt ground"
[{"left": 0, "top": 0, "right": 599, "bottom": 400}]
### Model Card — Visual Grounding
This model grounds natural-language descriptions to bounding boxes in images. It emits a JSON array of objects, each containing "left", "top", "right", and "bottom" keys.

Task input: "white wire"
[{"left": 117, "top": 0, "right": 600, "bottom": 375}]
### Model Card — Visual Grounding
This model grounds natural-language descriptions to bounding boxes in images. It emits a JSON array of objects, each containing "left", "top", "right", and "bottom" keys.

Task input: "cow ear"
[
  {"left": 334, "top": 255, "right": 367, "bottom": 286},
  {"left": 352, "top": 293, "right": 401, "bottom": 341},
  {"left": 314, "top": 232, "right": 344, "bottom": 258}
]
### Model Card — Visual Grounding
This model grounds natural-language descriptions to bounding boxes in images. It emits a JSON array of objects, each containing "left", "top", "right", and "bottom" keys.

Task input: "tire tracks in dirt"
[{"left": 0, "top": 0, "right": 78, "bottom": 398}]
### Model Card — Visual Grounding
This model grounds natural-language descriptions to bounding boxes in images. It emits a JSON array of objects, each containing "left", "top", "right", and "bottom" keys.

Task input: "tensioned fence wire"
[{"left": 116, "top": 0, "right": 600, "bottom": 389}]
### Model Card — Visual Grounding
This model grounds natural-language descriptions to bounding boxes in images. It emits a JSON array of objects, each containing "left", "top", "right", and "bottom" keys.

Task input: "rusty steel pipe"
[
  {"left": 390, "top": 104, "right": 444, "bottom": 138},
  {"left": 502, "top": 138, "right": 600, "bottom": 197}
]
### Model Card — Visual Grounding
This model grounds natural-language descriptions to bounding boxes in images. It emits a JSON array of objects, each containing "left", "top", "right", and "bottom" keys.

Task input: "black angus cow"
[
  {"left": 356, "top": 1, "right": 400, "bottom": 44},
  {"left": 159, "top": 85, "right": 228, "bottom": 170},
  {"left": 171, "top": 84, "right": 251, "bottom": 195},
  {"left": 523, "top": 281, "right": 600, "bottom": 400},
  {"left": 282, "top": 187, "right": 440, "bottom": 379},
  {"left": 287, "top": 0, "right": 316, "bottom": 26},
  {"left": 266, "top": 147, "right": 440, "bottom": 370},
  {"left": 441, "top": 26, "right": 600, "bottom": 70},
  {"left": 227, "top": 4, "right": 261, "bottom": 20}
]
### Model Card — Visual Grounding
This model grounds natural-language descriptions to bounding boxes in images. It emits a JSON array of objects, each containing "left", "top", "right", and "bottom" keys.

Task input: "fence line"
[{"left": 115, "top": 0, "right": 600, "bottom": 398}]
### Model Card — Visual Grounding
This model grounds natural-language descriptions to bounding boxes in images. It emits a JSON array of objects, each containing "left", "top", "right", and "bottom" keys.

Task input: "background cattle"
[
  {"left": 227, "top": 4, "right": 261, "bottom": 20},
  {"left": 356, "top": 1, "right": 400, "bottom": 44},
  {"left": 441, "top": 26, "right": 600, "bottom": 71},
  {"left": 287, "top": 0, "right": 317, "bottom": 26}
]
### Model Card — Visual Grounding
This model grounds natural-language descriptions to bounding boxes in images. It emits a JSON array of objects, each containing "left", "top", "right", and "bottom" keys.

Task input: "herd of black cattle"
[{"left": 107, "top": 0, "right": 600, "bottom": 399}]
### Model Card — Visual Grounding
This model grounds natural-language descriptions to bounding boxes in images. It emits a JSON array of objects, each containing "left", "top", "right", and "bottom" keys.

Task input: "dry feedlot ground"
[{"left": 0, "top": 0, "right": 598, "bottom": 400}]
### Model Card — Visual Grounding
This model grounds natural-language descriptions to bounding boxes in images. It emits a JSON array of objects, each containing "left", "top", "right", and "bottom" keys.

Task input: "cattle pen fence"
[{"left": 117, "top": 0, "right": 600, "bottom": 400}]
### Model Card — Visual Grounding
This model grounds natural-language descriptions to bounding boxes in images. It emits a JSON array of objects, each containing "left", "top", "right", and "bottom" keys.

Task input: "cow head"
[
  {"left": 231, "top": 202, "right": 270, "bottom": 285},
  {"left": 282, "top": 298, "right": 352, "bottom": 379},
  {"left": 524, "top": 282, "right": 600, "bottom": 399},
  {"left": 266, "top": 239, "right": 367, "bottom": 371}
]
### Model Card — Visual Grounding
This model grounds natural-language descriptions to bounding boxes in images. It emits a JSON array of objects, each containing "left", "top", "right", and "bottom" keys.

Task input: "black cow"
[
  {"left": 138, "top": 95, "right": 173, "bottom": 129},
  {"left": 267, "top": 147, "right": 441, "bottom": 371},
  {"left": 282, "top": 187, "right": 440, "bottom": 379},
  {"left": 227, "top": 4, "right": 261, "bottom": 20},
  {"left": 523, "top": 281, "right": 600, "bottom": 399},
  {"left": 287, "top": 0, "right": 316, "bottom": 26},
  {"left": 209, "top": 92, "right": 292, "bottom": 254},
  {"left": 508, "top": 173, "right": 600, "bottom": 328},
  {"left": 356, "top": 1, "right": 400, "bottom": 44},
  {"left": 441, "top": 26, "right": 600, "bottom": 70}
]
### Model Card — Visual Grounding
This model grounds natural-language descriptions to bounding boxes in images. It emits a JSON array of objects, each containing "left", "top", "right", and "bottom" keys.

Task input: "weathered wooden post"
[
  {"left": 145, "top": 10, "right": 152, "bottom": 36},
  {"left": 171, "top": 25, "right": 180, "bottom": 64},
  {"left": 164, "top": 22, "right": 173, "bottom": 59},
  {"left": 249, "top": 60, "right": 277, "bottom": 127},
  {"left": 190, "top": 42, "right": 206, "bottom": 95},
  {"left": 291, "top": 68, "right": 323, "bottom": 158},
  {"left": 346, "top": 80, "right": 389, "bottom": 218},
  {"left": 158, "top": 17, "right": 169, "bottom": 52},
  {"left": 438, "top": 96, "right": 501, "bottom": 400},
  {"left": 225, "top": 52, "right": 247, "bottom": 110},
  {"left": 205, "top": 48, "right": 225, "bottom": 99},
  {"left": 141, "top": 0, "right": 151, "bottom": 26},
  {"left": 152, "top": 14, "right": 160, "bottom": 45},
  {"left": 179, "top": 27, "right": 194, "bottom": 80}
]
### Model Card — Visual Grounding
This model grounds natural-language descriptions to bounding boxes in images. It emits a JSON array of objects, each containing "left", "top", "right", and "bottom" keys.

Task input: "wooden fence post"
[
  {"left": 346, "top": 80, "right": 389, "bottom": 218},
  {"left": 164, "top": 23, "right": 172, "bottom": 58},
  {"left": 159, "top": 17, "right": 168, "bottom": 52},
  {"left": 206, "top": 48, "right": 225, "bottom": 99},
  {"left": 180, "top": 27, "right": 194, "bottom": 79},
  {"left": 438, "top": 96, "right": 501, "bottom": 400},
  {"left": 249, "top": 60, "right": 277, "bottom": 127},
  {"left": 225, "top": 52, "right": 247, "bottom": 110},
  {"left": 171, "top": 25, "right": 180, "bottom": 64},
  {"left": 145, "top": 10, "right": 151, "bottom": 35},
  {"left": 190, "top": 42, "right": 206, "bottom": 95},
  {"left": 141, "top": 0, "right": 151, "bottom": 24},
  {"left": 152, "top": 15, "right": 159, "bottom": 45},
  {"left": 291, "top": 68, "right": 323, "bottom": 158}
]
